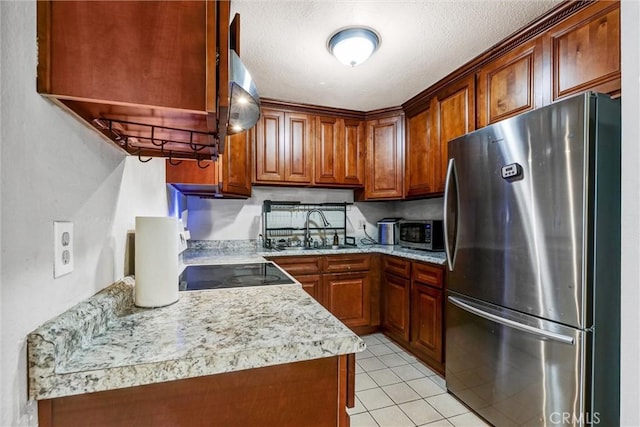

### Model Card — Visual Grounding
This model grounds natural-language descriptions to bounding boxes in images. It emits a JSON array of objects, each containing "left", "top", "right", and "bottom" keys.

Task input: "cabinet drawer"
[
  {"left": 412, "top": 262, "right": 443, "bottom": 289},
  {"left": 268, "top": 256, "right": 322, "bottom": 275},
  {"left": 383, "top": 256, "right": 411, "bottom": 278},
  {"left": 324, "top": 254, "right": 370, "bottom": 273}
]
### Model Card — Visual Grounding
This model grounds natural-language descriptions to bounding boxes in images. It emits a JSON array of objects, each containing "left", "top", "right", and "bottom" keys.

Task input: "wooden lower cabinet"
[
  {"left": 410, "top": 282, "right": 444, "bottom": 366},
  {"left": 382, "top": 273, "right": 410, "bottom": 343},
  {"left": 381, "top": 256, "right": 445, "bottom": 374},
  {"left": 38, "top": 356, "right": 353, "bottom": 427},
  {"left": 323, "top": 272, "right": 371, "bottom": 328}
]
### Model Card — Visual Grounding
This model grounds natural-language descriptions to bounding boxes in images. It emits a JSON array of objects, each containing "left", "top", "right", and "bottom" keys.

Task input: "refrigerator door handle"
[
  {"left": 443, "top": 158, "right": 458, "bottom": 271},
  {"left": 448, "top": 296, "right": 575, "bottom": 345}
]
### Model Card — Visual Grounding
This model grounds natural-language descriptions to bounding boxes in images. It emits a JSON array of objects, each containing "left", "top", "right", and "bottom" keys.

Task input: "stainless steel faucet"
[{"left": 304, "top": 209, "right": 331, "bottom": 247}]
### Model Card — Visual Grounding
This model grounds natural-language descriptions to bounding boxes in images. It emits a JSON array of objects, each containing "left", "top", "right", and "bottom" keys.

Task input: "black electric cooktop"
[{"left": 179, "top": 262, "right": 295, "bottom": 291}]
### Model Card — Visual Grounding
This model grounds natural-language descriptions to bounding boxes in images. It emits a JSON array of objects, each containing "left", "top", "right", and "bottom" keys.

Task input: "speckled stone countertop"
[
  {"left": 256, "top": 244, "right": 447, "bottom": 265},
  {"left": 181, "top": 239, "right": 447, "bottom": 266},
  {"left": 28, "top": 276, "right": 364, "bottom": 400}
]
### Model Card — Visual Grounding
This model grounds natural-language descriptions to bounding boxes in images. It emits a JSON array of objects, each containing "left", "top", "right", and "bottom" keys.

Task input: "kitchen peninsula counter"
[{"left": 28, "top": 277, "right": 364, "bottom": 402}]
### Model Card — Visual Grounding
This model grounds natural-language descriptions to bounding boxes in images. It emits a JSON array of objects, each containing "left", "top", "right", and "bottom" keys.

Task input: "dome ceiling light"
[{"left": 327, "top": 27, "right": 380, "bottom": 67}]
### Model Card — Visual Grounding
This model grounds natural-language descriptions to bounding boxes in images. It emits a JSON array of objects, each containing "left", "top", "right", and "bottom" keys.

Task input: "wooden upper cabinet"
[
  {"left": 166, "top": 129, "right": 253, "bottom": 198},
  {"left": 254, "top": 110, "right": 313, "bottom": 184},
  {"left": 38, "top": 0, "right": 228, "bottom": 159},
  {"left": 254, "top": 109, "right": 286, "bottom": 182},
  {"left": 405, "top": 106, "right": 437, "bottom": 197},
  {"left": 545, "top": 1, "right": 620, "bottom": 101},
  {"left": 284, "top": 112, "right": 314, "bottom": 183},
  {"left": 363, "top": 114, "right": 404, "bottom": 200},
  {"left": 220, "top": 130, "right": 253, "bottom": 197},
  {"left": 476, "top": 38, "right": 543, "bottom": 128},
  {"left": 315, "top": 116, "right": 341, "bottom": 185},
  {"left": 432, "top": 76, "right": 475, "bottom": 193},
  {"left": 342, "top": 119, "right": 365, "bottom": 186},
  {"left": 315, "top": 117, "right": 365, "bottom": 186}
]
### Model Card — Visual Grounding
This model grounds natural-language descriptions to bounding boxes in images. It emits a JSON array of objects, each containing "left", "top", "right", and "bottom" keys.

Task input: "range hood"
[{"left": 219, "top": 50, "right": 260, "bottom": 147}]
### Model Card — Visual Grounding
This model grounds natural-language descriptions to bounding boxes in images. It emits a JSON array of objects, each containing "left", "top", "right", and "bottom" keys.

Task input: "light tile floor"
[{"left": 350, "top": 333, "right": 490, "bottom": 427}]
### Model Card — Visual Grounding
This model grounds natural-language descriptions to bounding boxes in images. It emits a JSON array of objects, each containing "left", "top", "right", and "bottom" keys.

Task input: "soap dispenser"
[{"left": 333, "top": 231, "right": 339, "bottom": 247}]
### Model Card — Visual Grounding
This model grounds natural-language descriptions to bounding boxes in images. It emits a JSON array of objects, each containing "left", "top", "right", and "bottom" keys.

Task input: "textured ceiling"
[{"left": 231, "top": 0, "right": 561, "bottom": 111}]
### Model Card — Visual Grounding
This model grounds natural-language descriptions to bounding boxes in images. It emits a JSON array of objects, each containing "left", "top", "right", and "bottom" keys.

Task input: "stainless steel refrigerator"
[{"left": 444, "top": 92, "right": 620, "bottom": 426}]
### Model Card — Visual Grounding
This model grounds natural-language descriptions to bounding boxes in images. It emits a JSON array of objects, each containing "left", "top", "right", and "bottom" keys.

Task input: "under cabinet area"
[
  {"left": 165, "top": 130, "right": 253, "bottom": 198},
  {"left": 268, "top": 254, "right": 380, "bottom": 334},
  {"left": 37, "top": 0, "right": 232, "bottom": 160}
]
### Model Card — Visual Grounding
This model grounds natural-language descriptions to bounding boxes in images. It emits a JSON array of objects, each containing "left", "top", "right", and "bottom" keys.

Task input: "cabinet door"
[
  {"left": 315, "top": 116, "right": 342, "bottom": 184},
  {"left": 433, "top": 76, "right": 475, "bottom": 192},
  {"left": 382, "top": 273, "right": 410, "bottom": 343},
  {"left": 296, "top": 274, "right": 322, "bottom": 301},
  {"left": 220, "top": 129, "right": 252, "bottom": 197},
  {"left": 364, "top": 115, "right": 404, "bottom": 199},
  {"left": 410, "top": 283, "right": 443, "bottom": 363},
  {"left": 284, "top": 112, "right": 314, "bottom": 183},
  {"left": 405, "top": 107, "right": 437, "bottom": 197},
  {"left": 476, "top": 38, "right": 543, "bottom": 128},
  {"left": 342, "top": 119, "right": 365, "bottom": 186},
  {"left": 255, "top": 109, "right": 286, "bottom": 182},
  {"left": 545, "top": 1, "right": 620, "bottom": 101},
  {"left": 39, "top": 1, "right": 210, "bottom": 111},
  {"left": 322, "top": 272, "right": 371, "bottom": 328}
]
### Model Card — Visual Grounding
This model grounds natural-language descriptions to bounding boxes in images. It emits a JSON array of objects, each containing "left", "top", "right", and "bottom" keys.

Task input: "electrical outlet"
[
  {"left": 358, "top": 220, "right": 366, "bottom": 229},
  {"left": 54, "top": 221, "right": 74, "bottom": 278}
]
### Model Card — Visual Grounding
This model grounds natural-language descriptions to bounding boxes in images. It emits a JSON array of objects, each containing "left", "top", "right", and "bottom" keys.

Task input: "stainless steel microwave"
[{"left": 399, "top": 220, "right": 444, "bottom": 251}]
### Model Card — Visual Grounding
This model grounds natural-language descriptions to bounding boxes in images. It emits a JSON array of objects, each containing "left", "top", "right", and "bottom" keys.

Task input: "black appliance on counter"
[
  {"left": 398, "top": 219, "right": 444, "bottom": 251},
  {"left": 179, "top": 262, "right": 296, "bottom": 291}
]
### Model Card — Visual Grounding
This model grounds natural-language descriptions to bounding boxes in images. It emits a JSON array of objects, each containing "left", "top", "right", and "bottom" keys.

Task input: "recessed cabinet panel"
[
  {"left": 255, "top": 109, "right": 285, "bottom": 182},
  {"left": 477, "top": 39, "right": 542, "bottom": 128},
  {"left": 410, "top": 283, "right": 443, "bottom": 363},
  {"left": 323, "top": 273, "right": 371, "bottom": 328},
  {"left": 343, "top": 120, "right": 365, "bottom": 186},
  {"left": 433, "top": 76, "right": 475, "bottom": 192},
  {"left": 550, "top": 3, "right": 620, "bottom": 100},
  {"left": 382, "top": 273, "right": 411, "bottom": 343},
  {"left": 284, "top": 113, "right": 314, "bottom": 183},
  {"left": 405, "top": 107, "right": 436, "bottom": 197},
  {"left": 365, "top": 115, "right": 404, "bottom": 199},
  {"left": 221, "top": 130, "right": 253, "bottom": 197},
  {"left": 315, "top": 116, "right": 341, "bottom": 184}
]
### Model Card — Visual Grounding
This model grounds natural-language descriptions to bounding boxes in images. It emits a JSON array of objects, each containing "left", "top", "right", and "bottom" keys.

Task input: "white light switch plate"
[{"left": 54, "top": 221, "right": 74, "bottom": 278}]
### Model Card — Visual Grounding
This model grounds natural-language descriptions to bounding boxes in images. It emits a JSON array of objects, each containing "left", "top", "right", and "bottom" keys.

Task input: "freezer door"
[
  {"left": 446, "top": 93, "right": 592, "bottom": 328},
  {"left": 446, "top": 294, "right": 589, "bottom": 426}
]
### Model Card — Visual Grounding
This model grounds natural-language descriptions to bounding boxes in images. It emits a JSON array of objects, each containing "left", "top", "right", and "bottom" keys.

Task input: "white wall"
[
  {"left": 187, "top": 186, "right": 397, "bottom": 242},
  {"left": 620, "top": 0, "right": 640, "bottom": 424},
  {"left": 0, "top": 2, "right": 168, "bottom": 425}
]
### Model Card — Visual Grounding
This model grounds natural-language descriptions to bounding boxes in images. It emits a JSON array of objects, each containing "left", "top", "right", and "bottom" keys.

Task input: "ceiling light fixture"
[{"left": 328, "top": 27, "right": 380, "bottom": 67}]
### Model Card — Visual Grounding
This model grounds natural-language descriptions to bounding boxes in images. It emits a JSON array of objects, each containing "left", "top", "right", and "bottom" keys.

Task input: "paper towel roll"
[{"left": 135, "top": 216, "right": 180, "bottom": 308}]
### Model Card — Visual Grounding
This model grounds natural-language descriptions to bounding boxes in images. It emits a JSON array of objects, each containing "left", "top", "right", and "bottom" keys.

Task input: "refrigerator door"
[
  {"left": 446, "top": 93, "right": 592, "bottom": 328},
  {"left": 446, "top": 293, "right": 588, "bottom": 426}
]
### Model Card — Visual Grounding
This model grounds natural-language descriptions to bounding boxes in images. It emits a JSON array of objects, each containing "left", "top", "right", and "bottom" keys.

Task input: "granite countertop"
[
  {"left": 256, "top": 244, "right": 447, "bottom": 265},
  {"left": 28, "top": 277, "right": 364, "bottom": 400},
  {"left": 181, "top": 239, "right": 447, "bottom": 266}
]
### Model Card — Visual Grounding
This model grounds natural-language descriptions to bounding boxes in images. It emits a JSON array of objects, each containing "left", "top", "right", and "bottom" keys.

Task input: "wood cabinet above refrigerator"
[{"left": 37, "top": 0, "right": 241, "bottom": 161}]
